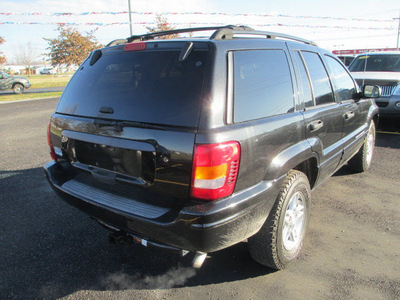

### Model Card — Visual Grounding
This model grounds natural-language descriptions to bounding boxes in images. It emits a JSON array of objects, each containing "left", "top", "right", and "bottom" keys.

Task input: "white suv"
[{"left": 349, "top": 52, "right": 400, "bottom": 118}]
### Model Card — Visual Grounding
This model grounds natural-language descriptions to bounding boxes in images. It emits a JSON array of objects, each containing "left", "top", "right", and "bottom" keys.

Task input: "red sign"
[{"left": 333, "top": 48, "right": 399, "bottom": 55}]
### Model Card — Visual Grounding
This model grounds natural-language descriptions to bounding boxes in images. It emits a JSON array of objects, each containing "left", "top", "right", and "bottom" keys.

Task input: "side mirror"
[{"left": 362, "top": 84, "right": 381, "bottom": 98}]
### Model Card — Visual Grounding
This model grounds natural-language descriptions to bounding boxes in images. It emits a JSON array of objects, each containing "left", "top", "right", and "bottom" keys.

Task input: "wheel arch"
[
  {"left": 264, "top": 140, "right": 320, "bottom": 189},
  {"left": 12, "top": 82, "right": 25, "bottom": 88},
  {"left": 368, "top": 100, "right": 379, "bottom": 127},
  {"left": 292, "top": 157, "right": 318, "bottom": 189}
]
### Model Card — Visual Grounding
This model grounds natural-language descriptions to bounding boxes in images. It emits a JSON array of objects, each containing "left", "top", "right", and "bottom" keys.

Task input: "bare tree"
[
  {"left": 14, "top": 42, "right": 38, "bottom": 76},
  {"left": 146, "top": 15, "right": 179, "bottom": 39}
]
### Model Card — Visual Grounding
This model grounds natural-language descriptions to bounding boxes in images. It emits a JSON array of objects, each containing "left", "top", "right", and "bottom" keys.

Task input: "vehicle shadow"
[
  {"left": 375, "top": 118, "right": 400, "bottom": 149},
  {"left": 376, "top": 131, "right": 400, "bottom": 149},
  {"left": 377, "top": 118, "right": 400, "bottom": 133},
  {"left": 334, "top": 129, "right": 400, "bottom": 177},
  {"left": 0, "top": 168, "right": 272, "bottom": 300}
]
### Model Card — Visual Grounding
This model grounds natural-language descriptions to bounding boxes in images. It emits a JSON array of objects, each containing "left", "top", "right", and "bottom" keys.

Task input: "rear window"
[
  {"left": 56, "top": 47, "right": 208, "bottom": 127},
  {"left": 349, "top": 54, "right": 400, "bottom": 72}
]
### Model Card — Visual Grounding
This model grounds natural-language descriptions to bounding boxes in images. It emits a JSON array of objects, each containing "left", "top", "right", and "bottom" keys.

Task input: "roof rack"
[{"left": 106, "top": 25, "right": 317, "bottom": 47}]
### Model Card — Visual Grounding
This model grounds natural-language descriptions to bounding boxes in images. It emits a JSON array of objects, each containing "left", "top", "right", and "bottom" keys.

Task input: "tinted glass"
[
  {"left": 233, "top": 50, "right": 294, "bottom": 123},
  {"left": 301, "top": 51, "right": 334, "bottom": 105},
  {"left": 349, "top": 54, "right": 400, "bottom": 72},
  {"left": 294, "top": 51, "right": 314, "bottom": 107},
  {"left": 57, "top": 49, "right": 208, "bottom": 127},
  {"left": 325, "top": 55, "right": 356, "bottom": 101}
]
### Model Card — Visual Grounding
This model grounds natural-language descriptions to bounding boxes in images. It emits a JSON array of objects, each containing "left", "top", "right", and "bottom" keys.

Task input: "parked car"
[
  {"left": 40, "top": 68, "right": 57, "bottom": 75},
  {"left": 0, "top": 70, "right": 31, "bottom": 94},
  {"left": 44, "top": 25, "right": 379, "bottom": 270},
  {"left": 349, "top": 52, "right": 400, "bottom": 118}
]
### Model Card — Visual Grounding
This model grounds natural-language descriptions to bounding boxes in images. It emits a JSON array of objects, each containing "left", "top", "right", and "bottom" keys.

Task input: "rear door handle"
[
  {"left": 308, "top": 120, "right": 324, "bottom": 132},
  {"left": 344, "top": 111, "right": 355, "bottom": 120}
]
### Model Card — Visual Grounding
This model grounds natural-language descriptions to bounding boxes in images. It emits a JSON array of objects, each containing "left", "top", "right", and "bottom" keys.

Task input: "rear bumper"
[{"left": 44, "top": 161, "right": 282, "bottom": 253}]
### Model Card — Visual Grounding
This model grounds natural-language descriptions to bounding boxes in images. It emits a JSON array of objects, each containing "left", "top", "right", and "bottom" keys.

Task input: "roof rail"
[
  {"left": 112, "top": 25, "right": 317, "bottom": 46},
  {"left": 211, "top": 28, "right": 318, "bottom": 46},
  {"left": 125, "top": 25, "right": 244, "bottom": 43}
]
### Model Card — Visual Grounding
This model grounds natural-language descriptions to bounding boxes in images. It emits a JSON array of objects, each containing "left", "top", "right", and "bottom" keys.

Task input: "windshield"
[
  {"left": 0, "top": 71, "right": 10, "bottom": 78},
  {"left": 57, "top": 48, "right": 208, "bottom": 127},
  {"left": 349, "top": 54, "right": 400, "bottom": 72}
]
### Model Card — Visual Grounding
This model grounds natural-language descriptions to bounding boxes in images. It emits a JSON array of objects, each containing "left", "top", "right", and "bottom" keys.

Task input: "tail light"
[
  {"left": 47, "top": 123, "right": 57, "bottom": 161},
  {"left": 191, "top": 141, "right": 240, "bottom": 201}
]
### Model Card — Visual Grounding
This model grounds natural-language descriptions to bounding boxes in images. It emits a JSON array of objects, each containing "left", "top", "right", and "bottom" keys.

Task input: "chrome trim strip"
[{"left": 226, "top": 51, "right": 234, "bottom": 124}]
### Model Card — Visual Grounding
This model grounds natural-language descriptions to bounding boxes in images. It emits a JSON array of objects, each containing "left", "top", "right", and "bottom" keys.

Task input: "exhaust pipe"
[
  {"left": 108, "top": 230, "right": 206, "bottom": 267},
  {"left": 192, "top": 252, "right": 207, "bottom": 269},
  {"left": 109, "top": 232, "right": 133, "bottom": 245}
]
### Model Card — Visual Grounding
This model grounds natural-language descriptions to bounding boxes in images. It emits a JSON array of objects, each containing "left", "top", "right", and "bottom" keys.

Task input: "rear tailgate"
[
  {"left": 48, "top": 41, "right": 210, "bottom": 215},
  {"left": 49, "top": 114, "right": 196, "bottom": 212}
]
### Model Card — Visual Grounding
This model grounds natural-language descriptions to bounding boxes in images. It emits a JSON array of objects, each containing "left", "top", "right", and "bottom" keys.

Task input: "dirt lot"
[{"left": 0, "top": 99, "right": 399, "bottom": 299}]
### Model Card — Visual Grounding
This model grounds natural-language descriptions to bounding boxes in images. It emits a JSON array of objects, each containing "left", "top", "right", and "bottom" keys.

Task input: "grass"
[
  {"left": 28, "top": 74, "right": 72, "bottom": 89},
  {"left": 0, "top": 92, "right": 62, "bottom": 102}
]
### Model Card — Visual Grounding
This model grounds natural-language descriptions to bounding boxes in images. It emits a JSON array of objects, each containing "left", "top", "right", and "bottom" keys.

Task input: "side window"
[
  {"left": 233, "top": 49, "right": 294, "bottom": 123},
  {"left": 324, "top": 55, "right": 356, "bottom": 101},
  {"left": 301, "top": 51, "right": 334, "bottom": 106},
  {"left": 293, "top": 51, "right": 314, "bottom": 107}
]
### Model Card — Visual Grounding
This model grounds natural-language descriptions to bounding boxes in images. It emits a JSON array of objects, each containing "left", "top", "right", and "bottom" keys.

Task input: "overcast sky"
[{"left": 1, "top": 0, "right": 399, "bottom": 65}]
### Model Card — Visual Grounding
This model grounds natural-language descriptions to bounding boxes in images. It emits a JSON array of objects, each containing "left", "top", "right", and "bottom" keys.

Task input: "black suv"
[{"left": 44, "top": 26, "right": 379, "bottom": 269}]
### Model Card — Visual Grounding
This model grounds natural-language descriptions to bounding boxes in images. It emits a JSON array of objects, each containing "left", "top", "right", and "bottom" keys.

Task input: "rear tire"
[
  {"left": 248, "top": 170, "right": 311, "bottom": 270},
  {"left": 348, "top": 121, "right": 375, "bottom": 173},
  {"left": 13, "top": 83, "right": 24, "bottom": 94}
]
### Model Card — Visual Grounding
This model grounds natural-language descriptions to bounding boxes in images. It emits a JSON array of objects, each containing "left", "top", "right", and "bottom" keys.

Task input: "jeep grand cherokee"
[{"left": 44, "top": 25, "right": 379, "bottom": 269}]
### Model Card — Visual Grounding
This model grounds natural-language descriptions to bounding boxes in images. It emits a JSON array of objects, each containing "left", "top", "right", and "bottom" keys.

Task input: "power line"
[
  {"left": 0, "top": 11, "right": 398, "bottom": 23},
  {"left": 0, "top": 21, "right": 397, "bottom": 31},
  {"left": 315, "top": 33, "right": 398, "bottom": 41}
]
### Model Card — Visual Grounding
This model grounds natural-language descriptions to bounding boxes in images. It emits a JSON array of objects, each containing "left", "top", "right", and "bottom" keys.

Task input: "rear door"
[
  {"left": 323, "top": 54, "right": 366, "bottom": 163},
  {"left": 289, "top": 44, "right": 344, "bottom": 184}
]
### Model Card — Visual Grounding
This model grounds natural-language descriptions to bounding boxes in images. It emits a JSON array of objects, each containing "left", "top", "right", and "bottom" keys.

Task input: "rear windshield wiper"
[
  {"left": 120, "top": 121, "right": 167, "bottom": 131},
  {"left": 93, "top": 119, "right": 166, "bottom": 132}
]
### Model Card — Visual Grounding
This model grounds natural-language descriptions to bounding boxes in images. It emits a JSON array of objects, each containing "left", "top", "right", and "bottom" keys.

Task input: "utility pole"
[
  {"left": 397, "top": 10, "right": 400, "bottom": 50},
  {"left": 128, "top": 0, "right": 133, "bottom": 36}
]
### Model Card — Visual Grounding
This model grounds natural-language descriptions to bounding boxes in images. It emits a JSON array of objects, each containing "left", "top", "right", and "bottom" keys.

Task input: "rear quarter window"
[{"left": 233, "top": 49, "right": 294, "bottom": 123}]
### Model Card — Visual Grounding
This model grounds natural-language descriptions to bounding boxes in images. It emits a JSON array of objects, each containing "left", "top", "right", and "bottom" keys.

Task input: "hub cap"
[{"left": 282, "top": 191, "right": 305, "bottom": 251}]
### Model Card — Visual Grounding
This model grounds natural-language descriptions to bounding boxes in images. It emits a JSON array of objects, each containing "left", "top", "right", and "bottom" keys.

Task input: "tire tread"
[{"left": 248, "top": 170, "right": 309, "bottom": 270}]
